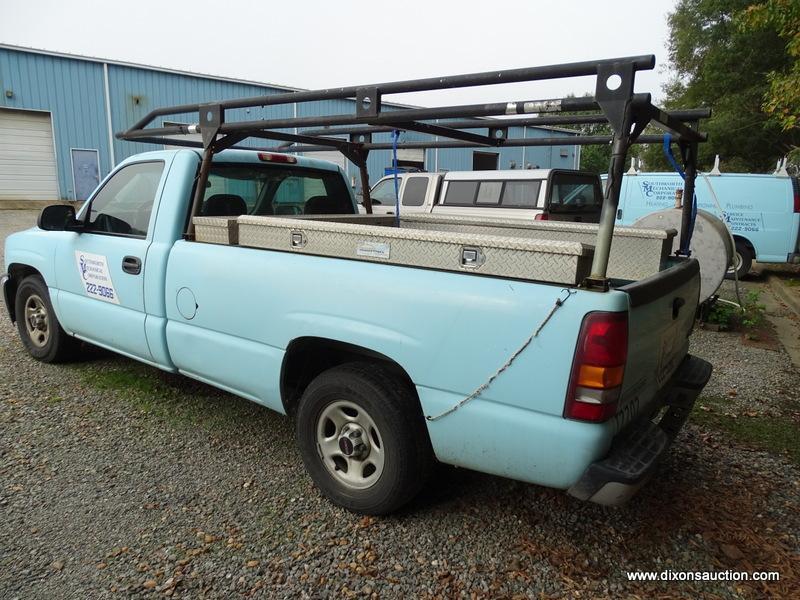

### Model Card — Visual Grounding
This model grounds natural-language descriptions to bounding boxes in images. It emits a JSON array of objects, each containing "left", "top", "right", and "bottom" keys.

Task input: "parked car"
[
  {"left": 367, "top": 169, "right": 603, "bottom": 222},
  {"left": 3, "top": 146, "right": 711, "bottom": 514},
  {"left": 614, "top": 171, "right": 800, "bottom": 278}
]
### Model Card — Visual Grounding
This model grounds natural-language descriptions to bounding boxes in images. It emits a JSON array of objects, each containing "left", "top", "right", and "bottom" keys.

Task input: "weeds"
[
  {"left": 692, "top": 395, "right": 800, "bottom": 466},
  {"left": 703, "top": 290, "right": 766, "bottom": 331},
  {"left": 705, "top": 301, "right": 738, "bottom": 328},
  {"left": 740, "top": 290, "right": 766, "bottom": 328},
  {"left": 77, "top": 361, "right": 267, "bottom": 432}
]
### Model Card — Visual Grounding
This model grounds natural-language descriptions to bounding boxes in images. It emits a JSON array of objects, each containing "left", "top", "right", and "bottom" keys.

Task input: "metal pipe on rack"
[{"left": 127, "top": 55, "right": 657, "bottom": 131}]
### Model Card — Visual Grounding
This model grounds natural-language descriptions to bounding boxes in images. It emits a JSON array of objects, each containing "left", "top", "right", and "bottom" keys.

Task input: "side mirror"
[{"left": 37, "top": 204, "right": 83, "bottom": 232}]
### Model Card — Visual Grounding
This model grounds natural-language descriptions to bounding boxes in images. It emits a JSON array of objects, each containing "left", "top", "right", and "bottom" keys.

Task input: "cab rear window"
[
  {"left": 548, "top": 173, "right": 602, "bottom": 212},
  {"left": 443, "top": 180, "right": 542, "bottom": 208},
  {"left": 201, "top": 164, "right": 353, "bottom": 217}
]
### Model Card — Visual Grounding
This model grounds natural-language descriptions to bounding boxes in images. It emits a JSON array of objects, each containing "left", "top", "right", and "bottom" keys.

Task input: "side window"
[
  {"left": 370, "top": 179, "right": 397, "bottom": 206},
  {"left": 402, "top": 177, "right": 428, "bottom": 207},
  {"left": 86, "top": 162, "right": 164, "bottom": 236},
  {"left": 502, "top": 181, "right": 542, "bottom": 208},
  {"left": 443, "top": 181, "right": 478, "bottom": 205},
  {"left": 476, "top": 181, "right": 502, "bottom": 205}
]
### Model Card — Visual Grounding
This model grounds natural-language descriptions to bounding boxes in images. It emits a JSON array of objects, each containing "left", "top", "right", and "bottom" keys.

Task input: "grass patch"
[
  {"left": 77, "top": 361, "right": 264, "bottom": 431},
  {"left": 692, "top": 395, "right": 800, "bottom": 465},
  {"left": 782, "top": 277, "right": 800, "bottom": 287}
]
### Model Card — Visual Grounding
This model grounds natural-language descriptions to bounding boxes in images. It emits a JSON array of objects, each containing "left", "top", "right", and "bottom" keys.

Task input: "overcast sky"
[{"left": 0, "top": 0, "right": 678, "bottom": 107}]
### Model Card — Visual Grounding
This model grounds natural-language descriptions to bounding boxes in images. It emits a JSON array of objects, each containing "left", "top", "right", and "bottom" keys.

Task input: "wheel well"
[
  {"left": 4, "top": 264, "right": 43, "bottom": 322},
  {"left": 280, "top": 337, "right": 415, "bottom": 417},
  {"left": 732, "top": 235, "right": 755, "bottom": 257}
]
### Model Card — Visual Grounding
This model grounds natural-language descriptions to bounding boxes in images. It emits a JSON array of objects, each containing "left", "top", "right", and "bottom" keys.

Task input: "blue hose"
[{"left": 392, "top": 130, "right": 400, "bottom": 227}]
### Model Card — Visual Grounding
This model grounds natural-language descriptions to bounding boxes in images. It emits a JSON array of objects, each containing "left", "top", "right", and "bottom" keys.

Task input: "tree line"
[{"left": 578, "top": 0, "right": 799, "bottom": 175}]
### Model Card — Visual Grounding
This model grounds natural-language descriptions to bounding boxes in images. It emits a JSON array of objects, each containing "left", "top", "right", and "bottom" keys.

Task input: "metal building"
[{"left": 0, "top": 44, "right": 579, "bottom": 203}]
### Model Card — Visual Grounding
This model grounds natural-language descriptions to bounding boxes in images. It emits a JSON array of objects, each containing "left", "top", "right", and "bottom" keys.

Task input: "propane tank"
[{"left": 634, "top": 208, "right": 733, "bottom": 303}]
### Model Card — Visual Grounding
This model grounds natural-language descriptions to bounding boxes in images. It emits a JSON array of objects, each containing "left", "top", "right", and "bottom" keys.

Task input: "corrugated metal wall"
[
  {"left": 0, "top": 46, "right": 578, "bottom": 200},
  {"left": 0, "top": 48, "right": 109, "bottom": 199},
  {"left": 107, "top": 64, "right": 295, "bottom": 161}
]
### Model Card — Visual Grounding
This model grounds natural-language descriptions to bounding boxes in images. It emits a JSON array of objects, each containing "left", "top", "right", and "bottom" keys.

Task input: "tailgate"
[{"left": 615, "top": 259, "right": 701, "bottom": 430}]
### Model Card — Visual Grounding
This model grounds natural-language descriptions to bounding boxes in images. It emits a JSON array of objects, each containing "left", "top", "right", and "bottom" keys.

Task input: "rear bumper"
[
  {"left": 567, "top": 354, "right": 712, "bottom": 506},
  {"left": 1, "top": 274, "right": 13, "bottom": 322}
]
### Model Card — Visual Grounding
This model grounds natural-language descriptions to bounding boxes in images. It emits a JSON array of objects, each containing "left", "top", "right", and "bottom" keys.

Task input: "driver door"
[{"left": 55, "top": 160, "right": 166, "bottom": 362}]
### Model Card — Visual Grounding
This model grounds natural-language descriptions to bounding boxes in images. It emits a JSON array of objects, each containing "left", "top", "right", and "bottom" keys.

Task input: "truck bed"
[{"left": 193, "top": 213, "right": 675, "bottom": 286}]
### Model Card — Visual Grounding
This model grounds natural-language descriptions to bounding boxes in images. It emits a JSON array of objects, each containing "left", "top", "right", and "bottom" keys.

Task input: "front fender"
[
  {"left": 5, "top": 228, "right": 67, "bottom": 321},
  {"left": 4, "top": 229, "right": 60, "bottom": 285},
  {"left": 1, "top": 274, "right": 13, "bottom": 322}
]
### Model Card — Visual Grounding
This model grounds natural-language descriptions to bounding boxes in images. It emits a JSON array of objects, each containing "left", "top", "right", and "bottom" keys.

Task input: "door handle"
[{"left": 122, "top": 256, "right": 142, "bottom": 275}]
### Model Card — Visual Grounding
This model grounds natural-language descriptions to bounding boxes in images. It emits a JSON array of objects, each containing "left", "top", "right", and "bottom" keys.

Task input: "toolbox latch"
[
  {"left": 461, "top": 246, "right": 485, "bottom": 268},
  {"left": 290, "top": 231, "right": 307, "bottom": 249}
]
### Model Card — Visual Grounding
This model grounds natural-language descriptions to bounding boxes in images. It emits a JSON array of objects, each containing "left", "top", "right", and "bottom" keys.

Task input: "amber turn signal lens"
[{"left": 576, "top": 364, "right": 624, "bottom": 389}]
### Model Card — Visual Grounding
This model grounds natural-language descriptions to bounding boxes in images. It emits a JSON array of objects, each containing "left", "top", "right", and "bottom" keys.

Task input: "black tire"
[
  {"left": 15, "top": 275, "right": 78, "bottom": 363},
  {"left": 296, "top": 362, "right": 434, "bottom": 515},
  {"left": 726, "top": 241, "right": 753, "bottom": 280}
]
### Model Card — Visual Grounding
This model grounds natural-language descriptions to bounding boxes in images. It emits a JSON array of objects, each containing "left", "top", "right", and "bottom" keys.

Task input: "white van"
[{"left": 367, "top": 169, "right": 603, "bottom": 223}]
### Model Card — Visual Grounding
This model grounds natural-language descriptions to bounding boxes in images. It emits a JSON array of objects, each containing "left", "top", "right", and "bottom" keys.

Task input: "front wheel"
[
  {"left": 296, "top": 362, "right": 434, "bottom": 515},
  {"left": 725, "top": 241, "right": 753, "bottom": 280},
  {"left": 15, "top": 275, "right": 77, "bottom": 363}
]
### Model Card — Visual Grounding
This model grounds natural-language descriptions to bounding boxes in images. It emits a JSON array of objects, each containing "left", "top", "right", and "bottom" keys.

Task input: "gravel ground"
[{"left": 1, "top": 210, "right": 798, "bottom": 599}]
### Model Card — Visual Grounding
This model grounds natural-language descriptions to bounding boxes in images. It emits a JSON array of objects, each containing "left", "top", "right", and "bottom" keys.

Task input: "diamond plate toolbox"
[
  {"left": 193, "top": 217, "right": 239, "bottom": 245},
  {"left": 236, "top": 215, "right": 593, "bottom": 285},
  {"left": 398, "top": 214, "right": 676, "bottom": 281}
]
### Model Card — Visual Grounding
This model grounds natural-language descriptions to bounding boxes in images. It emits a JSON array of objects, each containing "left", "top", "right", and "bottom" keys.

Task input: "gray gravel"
[
  {"left": 692, "top": 278, "right": 800, "bottom": 417},
  {"left": 1, "top": 210, "right": 798, "bottom": 599}
]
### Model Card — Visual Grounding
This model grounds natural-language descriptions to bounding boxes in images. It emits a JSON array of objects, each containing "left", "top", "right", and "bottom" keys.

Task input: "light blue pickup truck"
[
  {"left": 3, "top": 148, "right": 712, "bottom": 514},
  {"left": 615, "top": 171, "right": 800, "bottom": 278},
  {"left": 2, "top": 56, "right": 717, "bottom": 514}
]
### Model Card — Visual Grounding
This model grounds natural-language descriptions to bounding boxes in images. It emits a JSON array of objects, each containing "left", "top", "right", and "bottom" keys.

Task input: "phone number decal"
[
  {"left": 74, "top": 251, "right": 120, "bottom": 304},
  {"left": 84, "top": 282, "right": 115, "bottom": 300}
]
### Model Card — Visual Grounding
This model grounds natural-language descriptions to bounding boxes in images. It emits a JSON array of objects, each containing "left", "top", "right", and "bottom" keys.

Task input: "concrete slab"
[
  {"left": 761, "top": 284, "right": 800, "bottom": 370},
  {"left": 768, "top": 274, "right": 800, "bottom": 319}
]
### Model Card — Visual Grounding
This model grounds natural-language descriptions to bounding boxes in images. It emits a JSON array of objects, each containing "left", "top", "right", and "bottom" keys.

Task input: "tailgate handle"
[{"left": 672, "top": 297, "right": 685, "bottom": 319}]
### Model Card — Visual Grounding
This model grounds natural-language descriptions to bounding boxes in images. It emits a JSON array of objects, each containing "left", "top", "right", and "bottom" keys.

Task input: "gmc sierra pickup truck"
[
  {"left": 2, "top": 56, "right": 713, "bottom": 514},
  {"left": 3, "top": 147, "right": 711, "bottom": 514}
]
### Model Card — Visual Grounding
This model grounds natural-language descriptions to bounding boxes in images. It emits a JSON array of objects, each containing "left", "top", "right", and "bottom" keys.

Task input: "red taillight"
[
  {"left": 564, "top": 311, "right": 628, "bottom": 423},
  {"left": 792, "top": 178, "right": 800, "bottom": 213},
  {"left": 534, "top": 212, "right": 549, "bottom": 221},
  {"left": 258, "top": 152, "right": 297, "bottom": 164}
]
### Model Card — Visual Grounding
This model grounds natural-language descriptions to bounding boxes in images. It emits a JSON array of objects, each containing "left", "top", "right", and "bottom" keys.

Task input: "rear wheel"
[
  {"left": 726, "top": 241, "right": 753, "bottom": 280},
  {"left": 15, "top": 275, "right": 77, "bottom": 363},
  {"left": 296, "top": 362, "right": 434, "bottom": 515}
]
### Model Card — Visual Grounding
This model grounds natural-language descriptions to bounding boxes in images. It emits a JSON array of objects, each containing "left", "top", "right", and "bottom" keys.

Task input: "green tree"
[
  {"left": 740, "top": 0, "right": 800, "bottom": 162},
  {"left": 639, "top": 0, "right": 800, "bottom": 173}
]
